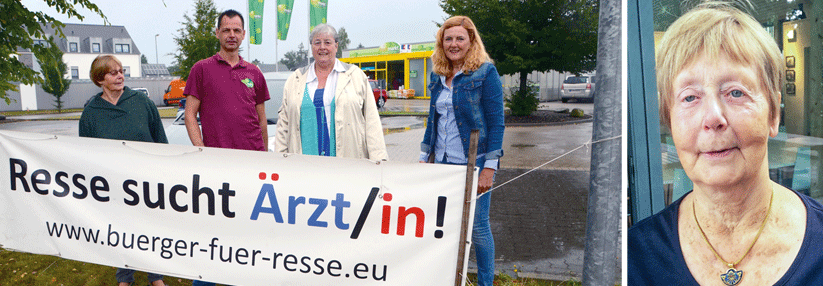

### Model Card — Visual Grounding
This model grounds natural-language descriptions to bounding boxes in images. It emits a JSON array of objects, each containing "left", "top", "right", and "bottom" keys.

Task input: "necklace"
[{"left": 692, "top": 187, "right": 773, "bottom": 286}]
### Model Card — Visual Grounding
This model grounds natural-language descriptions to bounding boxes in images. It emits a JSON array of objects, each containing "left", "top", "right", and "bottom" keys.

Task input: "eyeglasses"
[
  {"left": 108, "top": 69, "right": 125, "bottom": 76},
  {"left": 312, "top": 40, "right": 336, "bottom": 47}
]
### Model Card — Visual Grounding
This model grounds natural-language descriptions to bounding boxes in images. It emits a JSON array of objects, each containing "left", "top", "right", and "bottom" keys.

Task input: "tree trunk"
[
  {"left": 519, "top": 71, "right": 528, "bottom": 92},
  {"left": 582, "top": 0, "right": 621, "bottom": 285}
]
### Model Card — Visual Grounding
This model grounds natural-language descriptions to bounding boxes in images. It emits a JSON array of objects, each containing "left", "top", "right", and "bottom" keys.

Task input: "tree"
[
  {"left": 0, "top": 0, "right": 105, "bottom": 103},
  {"left": 141, "top": 54, "right": 149, "bottom": 64},
  {"left": 357, "top": 43, "right": 365, "bottom": 49},
  {"left": 167, "top": 64, "right": 180, "bottom": 75},
  {"left": 37, "top": 37, "right": 71, "bottom": 113},
  {"left": 441, "top": 0, "right": 598, "bottom": 92},
  {"left": 279, "top": 43, "right": 309, "bottom": 71},
  {"left": 336, "top": 27, "right": 351, "bottom": 58},
  {"left": 252, "top": 59, "right": 261, "bottom": 66},
  {"left": 172, "top": 0, "right": 220, "bottom": 80}
]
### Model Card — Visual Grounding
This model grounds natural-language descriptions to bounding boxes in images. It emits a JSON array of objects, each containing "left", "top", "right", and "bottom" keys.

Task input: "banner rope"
[
  {"left": 475, "top": 134, "right": 622, "bottom": 200},
  {"left": 0, "top": 134, "right": 58, "bottom": 141},
  {"left": 121, "top": 141, "right": 204, "bottom": 156}
]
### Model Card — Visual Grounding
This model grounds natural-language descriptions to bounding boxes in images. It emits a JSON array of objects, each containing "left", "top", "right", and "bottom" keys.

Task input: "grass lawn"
[
  {"left": 1, "top": 108, "right": 417, "bottom": 121},
  {"left": 1, "top": 109, "right": 85, "bottom": 117},
  {"left": 1, "top": 249, "right": 583, "bottom": 286},
  {"left": 0, "top": 107, "right": 179, "bottom": 120}
]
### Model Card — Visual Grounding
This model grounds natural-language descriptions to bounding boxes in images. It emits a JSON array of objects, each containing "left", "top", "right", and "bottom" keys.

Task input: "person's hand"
[
  {"left": 419, "top": 160, "right": 426, "bottom": 163},
  {"left": 478, "top": 168, "right": 495, "bottom": 194}
]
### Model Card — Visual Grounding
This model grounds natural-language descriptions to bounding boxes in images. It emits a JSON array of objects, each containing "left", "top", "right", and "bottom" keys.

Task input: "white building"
[
  {"left": 10, "top": 23, "right": 142, "bottom": 110},
  {"left": 22, "top": 23, "right": 142, "bottom": 79}
]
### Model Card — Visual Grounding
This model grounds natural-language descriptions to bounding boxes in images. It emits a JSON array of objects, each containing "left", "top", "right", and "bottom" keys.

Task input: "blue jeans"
[
  {"left": 438, "top": 159, "right": 495, "bottom": 286},
  {"left": 116, "top": 268, "right": 162, "bottom": 284},
  {"left": 473, "top": 192, "right": 495, "bottom": 286}
]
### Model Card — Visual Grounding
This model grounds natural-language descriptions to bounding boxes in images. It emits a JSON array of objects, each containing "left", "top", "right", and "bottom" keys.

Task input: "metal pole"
[
  {"left": 247, "top": 0, "right": 251, "bottom": 61},
  {"left": 454, "top": 129, "right": 479, "bottom": 286},
  {"left": 582, "top": 0, "right": 621, "bottom": 285},
  {"left": 154, "top": 34, "right": 159, "bottom": 64}
]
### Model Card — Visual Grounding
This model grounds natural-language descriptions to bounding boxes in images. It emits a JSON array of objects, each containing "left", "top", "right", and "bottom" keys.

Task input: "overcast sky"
[{"left": 21, "top": 0, "right": 449, "bottom": 66}]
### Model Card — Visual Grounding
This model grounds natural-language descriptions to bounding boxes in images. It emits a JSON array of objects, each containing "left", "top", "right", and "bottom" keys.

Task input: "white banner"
[{"left": 0, "top": 130, "right": 476, "bottom": 285}]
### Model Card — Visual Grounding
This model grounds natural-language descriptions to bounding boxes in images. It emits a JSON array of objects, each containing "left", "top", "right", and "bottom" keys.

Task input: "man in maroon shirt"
[{"left": 183, "top": 9, "right": 269, "bottom": 151}]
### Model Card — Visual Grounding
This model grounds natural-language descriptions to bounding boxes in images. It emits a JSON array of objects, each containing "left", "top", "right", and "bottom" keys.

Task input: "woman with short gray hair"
[{"left": 276, "top": 24, "right": 387, "bottom": 160}]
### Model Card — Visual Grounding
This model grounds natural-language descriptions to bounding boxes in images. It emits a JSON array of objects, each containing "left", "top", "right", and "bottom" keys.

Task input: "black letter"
[
  {"left": 218, "top": 182, "right": 235, "bottom": 218},
  {"left": 170, "top": 184, "right": 188, "bottom": 212},
  {"left": 143, "top": 182, "right": 164, "bottom": 209},
  {"left": 313, "top": 258, "right": 325, "bottom": 275},
  {"left": 54, "top": 171, "right": 70, "bottom": 197},
  {"left": 372, "top": 264, "right": 387, "bottom": 281},
  {"left": 72, "top": 174, "right": 88, "bottom": 199},
  {"left": 122, "top": 180, "right": 139, "bottom": 206},
  {"left": 9, "top": 158, "right": 30, "bottom": 192},
  {"left": 31, "top": 169, "right": 51, "bottom": 195},
  {"left": 353, "top": 263, "right": 369, "bottom": 279},
  {"left": 328, "top": 260, "right": 342, "bottom": 277},
  {"left": 90, "top": 176, "right": 110, "bottom": 202},
  {"left": 192, "top": 174, "right": 215, "bottom": 215},
  {"left": 300, "top": 256, "right": 311, "bottom": 273},
  {"left": 283, "top": 254, "right": 298, "bottom": 271}
]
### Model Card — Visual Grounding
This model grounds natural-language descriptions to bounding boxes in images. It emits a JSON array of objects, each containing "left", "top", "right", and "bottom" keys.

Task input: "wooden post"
[{"left": 455, "top": 129, "right": 479, "bottom": 286}]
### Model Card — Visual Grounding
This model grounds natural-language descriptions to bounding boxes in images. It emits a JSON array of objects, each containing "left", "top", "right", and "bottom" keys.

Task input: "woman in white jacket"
[{"left": 276, "top": 24, "right": 387, "bottom": 160}]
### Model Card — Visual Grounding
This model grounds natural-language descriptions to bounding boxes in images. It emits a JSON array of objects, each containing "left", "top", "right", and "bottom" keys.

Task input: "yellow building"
[{"left": 340, "top": 42, "right": 435, "bottom": 99}]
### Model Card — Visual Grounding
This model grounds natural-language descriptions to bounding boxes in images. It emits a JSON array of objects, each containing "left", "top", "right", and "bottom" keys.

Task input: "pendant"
[{"left": 720, "top": 268, "right": 742, "bottom": 286}]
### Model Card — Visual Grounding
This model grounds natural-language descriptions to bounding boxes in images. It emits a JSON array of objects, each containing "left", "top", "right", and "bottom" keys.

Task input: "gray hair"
[{"left": 310, "top": 24, "right": 338, "bottom": 43}]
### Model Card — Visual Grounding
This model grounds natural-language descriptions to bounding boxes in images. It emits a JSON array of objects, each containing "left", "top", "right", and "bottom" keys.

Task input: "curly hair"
[{"left": 432, "top": 16, "right": 492, "bottom": 78}]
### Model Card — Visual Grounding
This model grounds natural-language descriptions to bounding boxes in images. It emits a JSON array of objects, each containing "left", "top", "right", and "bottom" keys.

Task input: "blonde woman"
[{"left": 419, "top": 16, "right": 505, "bottom": 286}]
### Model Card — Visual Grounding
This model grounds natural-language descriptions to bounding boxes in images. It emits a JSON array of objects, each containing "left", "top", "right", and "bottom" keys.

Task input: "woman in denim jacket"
[{"left": 419, "top": 15, "right": 505, "bottom": 286}]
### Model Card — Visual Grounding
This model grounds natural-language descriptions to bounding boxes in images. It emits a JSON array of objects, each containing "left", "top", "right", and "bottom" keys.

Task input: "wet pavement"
[
  {"left": 380, "top": 99, "right": 619, "bottom": 282},
  {"left": 0, "top": 99, "right": 620, "bottom": 283}
]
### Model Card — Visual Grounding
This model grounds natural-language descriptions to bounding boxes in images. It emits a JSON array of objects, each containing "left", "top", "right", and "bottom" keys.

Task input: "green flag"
[
  {"left": 277, "top": 0, "right": 295, "bottom": 40},
  {"left": 248, "top": 0, "right": 264, "bottom": 45},
  {"left": 309, "top": 0, "right": 328, "bottom": 32}
]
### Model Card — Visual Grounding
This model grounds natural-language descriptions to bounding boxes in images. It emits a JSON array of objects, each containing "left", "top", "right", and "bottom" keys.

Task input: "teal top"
[
  {"left": 300, "top": 84, "right": 335, "bottom": 156},
  {"left": 79, "top": 86, "right": 168, "bottom": 144}
]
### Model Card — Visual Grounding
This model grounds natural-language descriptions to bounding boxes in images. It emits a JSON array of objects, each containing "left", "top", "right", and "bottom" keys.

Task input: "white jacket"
[{"left": 275, "top": 61, "right": 388, "bottom": 160}]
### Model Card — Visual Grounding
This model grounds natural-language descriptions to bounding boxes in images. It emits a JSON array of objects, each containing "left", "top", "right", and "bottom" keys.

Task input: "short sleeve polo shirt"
[{"left": 184, "top": 54, "right": 270, "bottom": 151}]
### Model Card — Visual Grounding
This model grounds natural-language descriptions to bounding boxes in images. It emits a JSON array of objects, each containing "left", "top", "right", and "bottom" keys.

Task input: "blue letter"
[
  {"left": 331, "top": 193, "right": 350, "bottom": 230},
  {"left": 250, "top": 184, "right": 283, "bottom": 222},
  {"left": 307, "top": 198, "right": 328, "bottom": 227},
  {"left": 288, "top": 196, "right": 306, "bottom": 224}
]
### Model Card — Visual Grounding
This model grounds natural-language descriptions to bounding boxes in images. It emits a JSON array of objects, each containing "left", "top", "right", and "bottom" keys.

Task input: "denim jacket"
[{"left": 420, "top": 62, "right": 505, "bottom": 168}]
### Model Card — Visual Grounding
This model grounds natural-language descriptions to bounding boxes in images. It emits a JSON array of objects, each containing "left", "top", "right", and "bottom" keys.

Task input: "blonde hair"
[
  {"left": 89, "top": 55, "right": 122, "bottom": 87},
  {"left": 432, "top": 16, "right": 492, "bottom": 77},
  {"left": 656, "top": 2, "right": 782, "bottom": 128}
]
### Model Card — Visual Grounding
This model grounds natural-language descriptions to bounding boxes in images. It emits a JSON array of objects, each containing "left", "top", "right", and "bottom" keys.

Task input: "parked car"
[
  {"left": 560, "top": 73, "right": 596, "bottom": 103},
  {"left": 369, "top": 79, "right": 388, "bottom": 108},
  {"left": 133, "top": 87, "right": 150, "bottom": 98},
  {"left": 164, "top": 72, "right": 290, "bottom": 151},
  {"left": 163, "top": 78, "right": 186, "bottom": 106}
]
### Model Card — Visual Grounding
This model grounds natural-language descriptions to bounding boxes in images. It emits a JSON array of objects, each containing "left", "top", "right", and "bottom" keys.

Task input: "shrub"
[{"left": 505, "top": 82, "right": 539, "bottom": 116}]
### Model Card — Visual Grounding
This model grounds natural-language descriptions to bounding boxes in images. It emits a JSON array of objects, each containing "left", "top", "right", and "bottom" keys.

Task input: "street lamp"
[{"left": 154, "top": 34, "right": 159, "bottom": 64}]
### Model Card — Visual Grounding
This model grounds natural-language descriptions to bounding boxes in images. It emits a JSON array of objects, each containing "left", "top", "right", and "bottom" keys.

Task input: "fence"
[{"left": 3, "top": 76, "right": 179, "bottom": 112}]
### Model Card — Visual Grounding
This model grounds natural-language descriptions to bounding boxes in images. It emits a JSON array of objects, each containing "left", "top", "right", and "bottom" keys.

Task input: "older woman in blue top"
[
  {"left": 629, "top": 3, "right": 823, "bottom": 285},
  {"left": 419, "top": 15, "right": 505, "bottom": 286}
]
